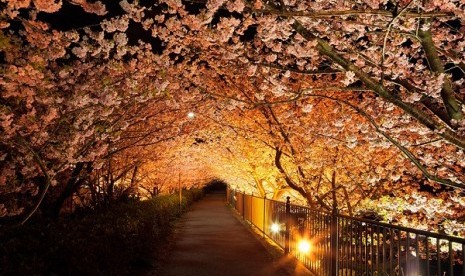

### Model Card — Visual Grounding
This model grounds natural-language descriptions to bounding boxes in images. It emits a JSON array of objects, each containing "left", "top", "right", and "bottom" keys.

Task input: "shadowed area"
[
  {"left": 163, "top": 193, "right": 287, "bottom": 276},
  {"left": 202, "top": 179, "right": 228, "bottom": 194}
]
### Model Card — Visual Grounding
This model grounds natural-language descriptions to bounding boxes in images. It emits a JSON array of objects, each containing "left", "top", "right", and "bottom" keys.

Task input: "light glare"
[
  {"left": 187, "top": 111, "right": 195, "bottom": 119},
  {"left": 270, "top": 223, "right": 281, "bottom": 233},
  {"left": 297, "top": 239, "right": 311, "bottom": 254}
]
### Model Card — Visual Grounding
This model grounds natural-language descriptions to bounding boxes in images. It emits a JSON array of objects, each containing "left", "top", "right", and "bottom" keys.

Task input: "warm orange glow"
[
  {"left": 270, "top": 223, "right": 281, "bottom": 233},
  {"left": 297, "top": 239, "right": 311, "bottom": 254}
]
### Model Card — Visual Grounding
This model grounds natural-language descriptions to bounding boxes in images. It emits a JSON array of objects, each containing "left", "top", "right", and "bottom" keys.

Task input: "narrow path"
[{"left": 163, "top": 193, "right": 286, "bottom": 276}]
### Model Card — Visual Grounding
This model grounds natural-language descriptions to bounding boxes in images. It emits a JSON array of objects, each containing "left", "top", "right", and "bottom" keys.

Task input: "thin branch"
[
  {"left": 16, "top": 137, "right": 52, "bottom": 225},
  {"left": 381, "top": 0, "right": 415, "bottom": 85},
  {"left": 307, "top": 94, "right": 465, "bottom": 190},
  {"left": 275, "top": 148, "right": 331, "bottom": 210},
  {"left": 411, "top": 138, "right": 442, "bottom": 147},
  {"left": 257, "top": 62, "right": 341, "bottom": 75},
  {"left": 251, "top": 8, "right": 454, "bottom": 19},
  {"left": 292, "top": 19, "right": 465, "bottom": 150},
  {"left": 342, "top": 186, "right": 353, "bottom": 216},
  {"left": 180, "top": 0, "right": 454, "bottom": 18}
]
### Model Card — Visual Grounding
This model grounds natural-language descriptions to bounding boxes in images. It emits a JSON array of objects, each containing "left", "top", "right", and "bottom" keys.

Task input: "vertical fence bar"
[
  {"left": 462, "top": 243, "right": 465, "bottom": 276},
  {"left": 247, "top": 195, "right": 253, "bottom": 224},
  {"left": 320, "top": 212, "right": 323, "bottom": 273},
  {"left": 397, "top": 231, "right": 401, "bottom": 276},
  {"left": 350, "top": 221, "right": 353, "bottom": 276},
  {"left": 326, "top": 213, "right": 329, "bottom": 274},
  {"left": 311, "top": 210, "right": 315, "bottom": 272},
  {"left": 339, "top": 219, "right": 347, "bottom": 275},
  {"left": 228, "top": 191, "right": 465, "bottom": 276},
  {"left": 390, "top": 228, "right": 394, "bottom": 273},
  {"left": 449, "top": 241, "right": 453, "bottom": 276},
  {"left": 331, "top": 207, "right": 338, "bottom": 276},
  {"left": 341, "top": 218, "right": 344, "bottom": 276},
  {"left": 415, "top": 234, "right": 419, "bottom": 276},
  {"left": 327, "top": 212, "right": 331, "bottom": 274},
  {"left": 346, "top": 219, "right": 350, "bottom": 276},
  {"left": 365, "top": 224, "right": 368, "bottom": 274},
  {"left": 437, "top": 238, "right": 441, "bottom": 275},
  {"left": 426, "top": 237, "right": 430, "bottom": 276},
  {"left": 371, "top": 227, "right": 374, "bottom": 274},
  {"left": 285, "top": 196, "right": 291, "bottom": 254},
  {"left": 242, "top": 193, "right": 245, "bottom": 219},
  {"left": 323, "top": 212, "right": 327, "bottom": 275},
  {"left": 382, "top": 227, "right": 386, "bottom": 274},
  {"left": 358, "top": 223, "right": 361, "bottom": 275},
  {"left": 251, "top": 195, "right": 253, "bottom": 223},
  {"left": 406, "top": 232, "right": 410, "bottom": 276},
  {"left": 376, "top": 228, "right": 379, "bottom": 274},
  {"left": 263, "top": 196, "right": 266, "bottom": 238}
]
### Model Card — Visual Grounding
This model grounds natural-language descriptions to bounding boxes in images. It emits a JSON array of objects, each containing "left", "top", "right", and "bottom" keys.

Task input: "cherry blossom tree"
[{"left": 1, "top": 0, "right": 464, "bottom": 235}]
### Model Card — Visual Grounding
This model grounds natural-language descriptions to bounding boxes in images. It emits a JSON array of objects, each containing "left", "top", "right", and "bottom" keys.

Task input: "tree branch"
[
  {"left": 292, "top": 19, "right": 465, "bottom": 150},
  {"left": 307, "top": 94, "right": 465, "bottom": 190},
  {"left": 418, "top": 28, "right": 463, "bottom": 121},
  {"left": 251, "top": 8, "right": 454, "bottom": 19}
]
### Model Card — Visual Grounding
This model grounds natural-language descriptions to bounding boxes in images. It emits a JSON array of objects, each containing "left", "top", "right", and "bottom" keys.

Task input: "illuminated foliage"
[{"left": 0, "top": 0, "right": 464, "bottom": 235}]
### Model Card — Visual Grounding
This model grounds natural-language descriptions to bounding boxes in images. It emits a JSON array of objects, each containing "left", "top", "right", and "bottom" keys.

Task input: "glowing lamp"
[
  {"left": 297, "top": 239, "right": 311, "bottom": 254},
  {"left": 270, "top": 223, "right": 281, "bottom": 234},
  {"left": 187, "top": 112, "right": 195, "bottom": 119}
]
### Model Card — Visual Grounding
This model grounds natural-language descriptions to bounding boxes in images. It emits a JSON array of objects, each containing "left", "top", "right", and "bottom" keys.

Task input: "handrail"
[
  {"left": 237, "top": 190, "right": 465, "bottom": 244},
  {"left": 228, "top": 188, "right": 465, "bottom": 276},
  {"left": 337, "top": 213, "right": 465, "bottom": 244}
]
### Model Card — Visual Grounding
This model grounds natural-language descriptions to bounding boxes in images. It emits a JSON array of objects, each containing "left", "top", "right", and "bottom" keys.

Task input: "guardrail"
[{"left": 227, "top": 188, "right": 465, "bottom": 276}]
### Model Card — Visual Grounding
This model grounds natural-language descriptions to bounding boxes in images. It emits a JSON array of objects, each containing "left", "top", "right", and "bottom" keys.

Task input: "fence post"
[
  {"left": 263, "top": 195, "right": 266, "bottom": 238},
  {"left": 285, "top": 196, "right": 291, "bottom": 254},
  {"left": 242, "top": 192, "right": 245, "bottom": 219},
  {"left": 330, "top": 206, "right": 339, "bottom": 276},
  {"left": 250, "top": 194, "right": 253, "bottom": 222}
]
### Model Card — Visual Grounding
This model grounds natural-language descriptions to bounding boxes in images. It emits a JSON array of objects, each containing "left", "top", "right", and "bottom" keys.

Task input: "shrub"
[{"left": 0, "top": 189, "right": 204, "bottom": 275}]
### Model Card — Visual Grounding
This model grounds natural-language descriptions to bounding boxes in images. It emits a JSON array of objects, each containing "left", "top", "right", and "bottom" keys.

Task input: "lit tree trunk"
[{"left": 253, "top": 176, "right": 266, "bottom": 198}]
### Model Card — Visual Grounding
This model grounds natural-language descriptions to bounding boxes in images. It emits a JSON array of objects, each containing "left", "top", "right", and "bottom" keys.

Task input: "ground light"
[
  {"left": 297, "top": 239, "right": 311, "bottom": 254},
  {"left": 270, "top": 223, "right": 281, "bottom": 234}
]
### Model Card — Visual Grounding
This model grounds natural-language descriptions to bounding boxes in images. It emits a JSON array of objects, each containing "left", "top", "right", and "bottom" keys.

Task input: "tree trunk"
[{"left": 47, "top": 162, "right": 93, "bottom": 218}]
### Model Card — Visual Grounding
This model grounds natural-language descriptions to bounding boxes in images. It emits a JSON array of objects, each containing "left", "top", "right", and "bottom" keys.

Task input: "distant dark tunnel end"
[{"left": 203, "top": 179, "right": 228, "bottom": 194}]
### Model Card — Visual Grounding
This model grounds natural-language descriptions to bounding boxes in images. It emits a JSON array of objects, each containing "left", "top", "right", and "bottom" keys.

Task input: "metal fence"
[{"left": 227, "top": 188, "right": 465, "bottom": 276}]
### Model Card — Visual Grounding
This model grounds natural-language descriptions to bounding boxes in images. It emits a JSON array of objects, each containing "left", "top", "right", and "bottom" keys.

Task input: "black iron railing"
[{"left": 227, "top": 188, "right": 465, "bottom": 276}]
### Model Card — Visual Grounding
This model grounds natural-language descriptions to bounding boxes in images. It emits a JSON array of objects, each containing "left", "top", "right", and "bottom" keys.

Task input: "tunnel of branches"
[{"left": 1, "top": 0, "right": 465, "bottom": 236}]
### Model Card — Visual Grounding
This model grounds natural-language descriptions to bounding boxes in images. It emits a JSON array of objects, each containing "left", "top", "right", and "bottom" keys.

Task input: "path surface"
[{"left": 163, "top": 193, "right": 287, "bottom": 276}]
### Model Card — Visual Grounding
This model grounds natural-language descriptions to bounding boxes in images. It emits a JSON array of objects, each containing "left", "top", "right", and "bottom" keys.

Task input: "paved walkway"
[{"left": 163, "top": 193, "right": 287, "bottom": 276}]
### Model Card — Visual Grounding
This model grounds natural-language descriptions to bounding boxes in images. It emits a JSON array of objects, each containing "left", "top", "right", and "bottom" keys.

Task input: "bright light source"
[
  {"left": 297, "top": 239, "right": 311, "bottom": 254},
  {"left": 270, "top": 223, "right": 281, "bottom": 234},
  {"left": 187, "top": 111, "right": 195, "bottom": 119}
]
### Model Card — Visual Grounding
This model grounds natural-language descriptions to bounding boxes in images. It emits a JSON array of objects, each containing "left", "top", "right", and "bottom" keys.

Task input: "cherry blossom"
[{"left": 0, "top": 0, "right": 464, "bottom": 239}]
